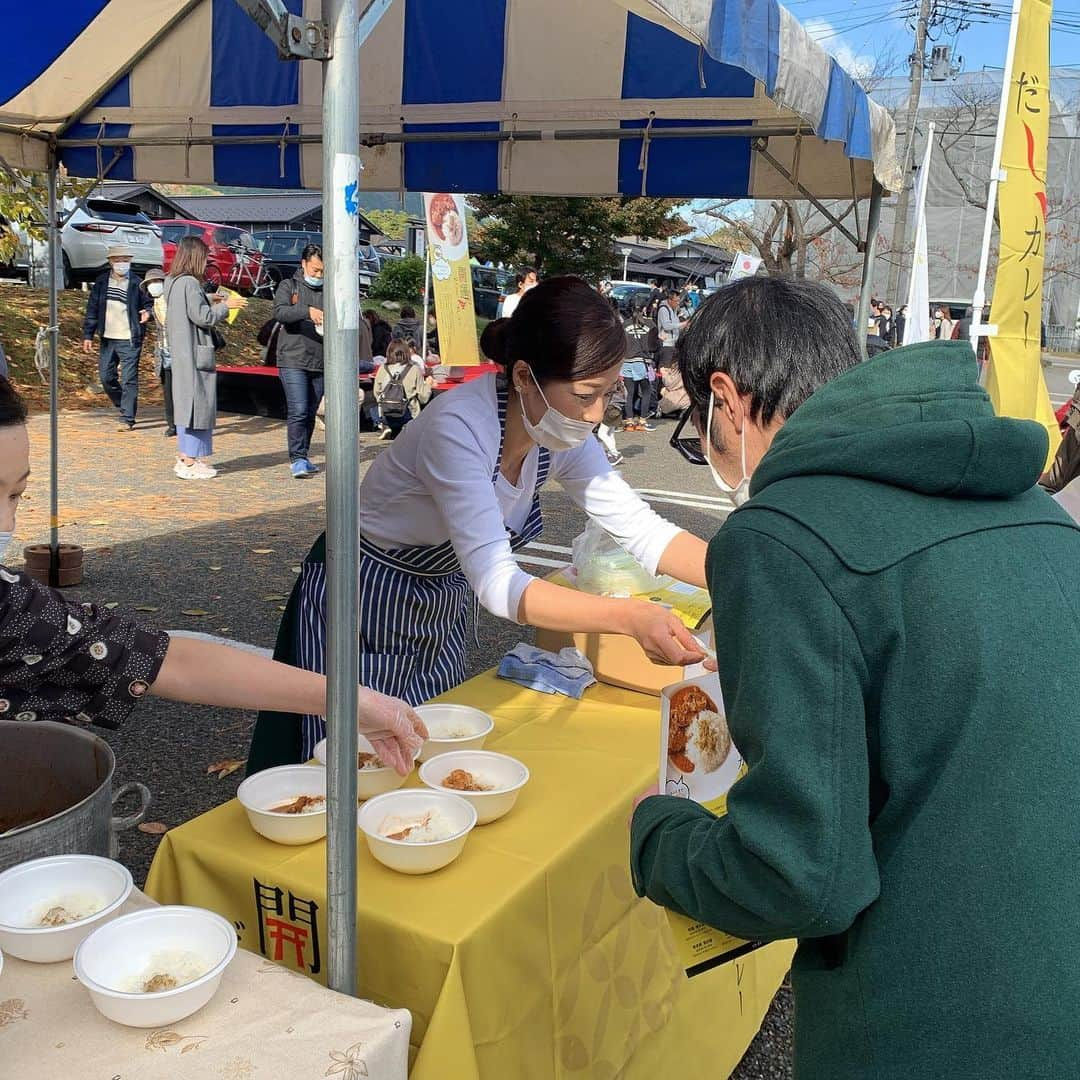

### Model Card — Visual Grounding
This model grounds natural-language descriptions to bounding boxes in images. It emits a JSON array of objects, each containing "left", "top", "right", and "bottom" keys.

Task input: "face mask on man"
[
  {"left": 147, "top": 281, "right": 164, "bottom": 298},
  {"left": 705, "top": 393, "right": 751, "bottom": 507},
  {"left": 304, "top": 275, "right": 323, "bottom": 289},
  {"left": 516, "top": 368, "right": 596, "bottom": 453},
  {"left": 112, "top": 261, "right": 131, "bottom": 277},
  {"left": 0, "top": 532, "right": 11, "bottom": 560}
]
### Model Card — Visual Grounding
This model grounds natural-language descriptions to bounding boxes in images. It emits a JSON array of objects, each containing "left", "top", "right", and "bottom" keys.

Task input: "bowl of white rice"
[
  {"left": 357, "top": 789, "right": 477, "bottom": 874},
  {"left": 414, "top": 704, "right": 494, "bottom": 762},
  {"left": 74, "top": 905, "right": 237, "bottom": 1027},
  {"left": 236, "top": 764, "right": 328, "bottom": 845},
  {"left": 0, "top": 855, "right": 133, "bottom": 963}
]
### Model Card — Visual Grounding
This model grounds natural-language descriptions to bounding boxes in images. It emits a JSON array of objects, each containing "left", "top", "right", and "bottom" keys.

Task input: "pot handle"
[{"left": 111, "top": 781, "right": 153, "bottom": 832}]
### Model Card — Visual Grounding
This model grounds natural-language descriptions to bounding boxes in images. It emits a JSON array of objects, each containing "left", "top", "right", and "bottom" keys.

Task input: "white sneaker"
[
  {"left": 174, "top": 460, "right": 217, "bottom": 480},
  {"left": 378, "top": 427, "right": 394, "bottom": 441}
]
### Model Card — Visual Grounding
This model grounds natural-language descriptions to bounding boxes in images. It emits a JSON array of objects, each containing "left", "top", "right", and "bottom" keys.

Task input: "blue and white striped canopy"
[{"left": 0, "top": 0, "right": 900, "bottom": 199}]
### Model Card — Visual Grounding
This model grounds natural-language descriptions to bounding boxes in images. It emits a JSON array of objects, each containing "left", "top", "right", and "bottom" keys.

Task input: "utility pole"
[{"left": 886, "top": 0, "right": 933, "bottom": 303}]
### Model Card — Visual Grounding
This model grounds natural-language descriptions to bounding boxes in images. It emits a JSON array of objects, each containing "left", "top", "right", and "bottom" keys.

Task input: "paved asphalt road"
[{"left": 17, "top": 402, "right": 791, "bottom": 1079}]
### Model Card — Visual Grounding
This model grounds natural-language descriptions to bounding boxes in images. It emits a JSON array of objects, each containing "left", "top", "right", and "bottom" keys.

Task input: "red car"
[{"left": 157, "top": 219, "right": 266, "bottom": 295}]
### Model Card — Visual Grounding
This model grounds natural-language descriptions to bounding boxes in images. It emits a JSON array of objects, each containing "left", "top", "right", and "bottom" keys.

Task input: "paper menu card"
[{"left": 659, "top": 671, "right": 766, "bottom": 977}]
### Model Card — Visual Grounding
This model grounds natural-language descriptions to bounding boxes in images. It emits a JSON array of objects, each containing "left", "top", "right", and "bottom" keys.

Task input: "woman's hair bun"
[{"left": 480, "top": 318, "right": 510, "bottom": 366}]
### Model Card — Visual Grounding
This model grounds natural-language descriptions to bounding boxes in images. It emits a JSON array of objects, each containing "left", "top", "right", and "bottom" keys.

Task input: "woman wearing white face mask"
[{"left": 250, "top": 276, "right": 709, "bottom": 770}]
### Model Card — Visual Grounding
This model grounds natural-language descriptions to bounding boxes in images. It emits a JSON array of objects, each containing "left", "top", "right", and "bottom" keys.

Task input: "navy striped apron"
[{"left": 295, "top": 385, "right": 550, "bottom": 759}]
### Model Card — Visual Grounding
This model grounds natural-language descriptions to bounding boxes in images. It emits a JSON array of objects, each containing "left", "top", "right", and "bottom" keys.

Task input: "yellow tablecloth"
[{"left": 146, "top": 671, "right": 794, "bottom": 1079}]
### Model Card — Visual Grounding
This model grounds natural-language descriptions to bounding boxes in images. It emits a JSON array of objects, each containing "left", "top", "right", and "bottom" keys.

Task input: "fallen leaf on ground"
[
  {"left": 209, "top": 566, "right": 223, "bottom": 572},
  {"left": 104, "top": 602, "right": 119, "bottom": 609},
  {"left": 206, "top": 759, "right": 244, "bottom": 779},
  {"left": 134, "top": 605, "right": 159, "bottom": 613},
  {"left": 88, "top": 520, "right": 109, "bottom": 526},
  {"left": 278, "top": 605, "right": 287, "bottom": 611},
  {"left": 251, "top": 548, "right": 274, "bottom": 554},
  {"left": 138, "top": 822, "right": 168, "bottom": 835},
  {"left": 262, "top": 595, "right": 287, "bottom": 601},
  {"left": 217, "top": 627, "right": 232, "bottom": 633},
  {"left": 181, "top": 609, "right": 210, "bottom": 617},
  {"left": 290, "top": 566, "right": 302, "bottom": 574}
]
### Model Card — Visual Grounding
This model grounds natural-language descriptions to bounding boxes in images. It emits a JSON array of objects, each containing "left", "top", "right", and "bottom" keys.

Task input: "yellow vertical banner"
[
  {"left": 986, "top": 0, "right": 1060, "bottom": 466},
  {"left": 423, "top": 193, "right": 480, "bottom": 368}
]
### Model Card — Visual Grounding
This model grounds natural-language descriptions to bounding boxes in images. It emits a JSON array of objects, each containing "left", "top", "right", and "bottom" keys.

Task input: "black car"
[
  {"left": 253, "top": 230, "right": 382, "bottom": 296},
  {"left": 472, "top": 265, "right": 513, "bottom": 320}
]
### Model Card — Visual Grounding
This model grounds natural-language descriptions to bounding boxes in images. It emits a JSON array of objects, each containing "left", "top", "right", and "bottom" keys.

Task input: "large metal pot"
[{"left": 0, "top": 721, "right": 151, "bottom": 873}]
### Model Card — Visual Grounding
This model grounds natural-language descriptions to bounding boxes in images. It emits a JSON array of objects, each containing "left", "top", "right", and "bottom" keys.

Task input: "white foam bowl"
[
  {"left": 75, "top": 905, "right": 237, "bottom": 1028},
  {"left": 419, "top": 750, "right": 530, "bottom": 825},
  {"left": 357, "top": 789, "right": 477, "bottom": 875},
  {"left": 414, "top": 704, "right": 495, "bottom": 761},
  {"left": 0, "top": 855, "right": 133, "bottom": 963},
  {"left": 236, "top": 764, "right": 328, "bottom": 845},
  {"left": 312, "top": 734, "right": 418, "bottom": 801}
]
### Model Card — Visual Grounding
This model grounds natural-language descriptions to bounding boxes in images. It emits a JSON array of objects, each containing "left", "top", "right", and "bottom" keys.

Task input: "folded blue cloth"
[{"left": 497, "top": 644, "right": 596, "bottom": 699}]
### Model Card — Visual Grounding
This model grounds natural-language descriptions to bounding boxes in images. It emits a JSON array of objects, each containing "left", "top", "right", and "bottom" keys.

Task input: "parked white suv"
[{"left": 61, "top": 197, "right": 163, "bottom": 287}]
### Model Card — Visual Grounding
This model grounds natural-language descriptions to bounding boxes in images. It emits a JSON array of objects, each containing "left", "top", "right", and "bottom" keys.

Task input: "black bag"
[
  {"left": 211, "top": 326, "right": 227, "bottom": 351},
  {"left": 257, "top": 318, "right": 283, "bottom": 366},
  {"left": 378, "top": 365, "right": 410, "bottom": 419}
]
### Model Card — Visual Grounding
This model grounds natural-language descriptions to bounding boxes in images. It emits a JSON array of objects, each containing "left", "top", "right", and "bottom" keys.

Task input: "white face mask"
[
  {"left": 112, "top": 261, "right": 131, "bottom": 277},
  {"left": 147, "top": 281, "right": 164, "bottom": 298},
  {"left": 705, "top": 393, "right": 751, "bottom": 507},
  {"left": 517, "top": 368, "right": 596, "bottom": 453},
  {"left": 0, "top": 532, "right": 12, "bottom": 561}
]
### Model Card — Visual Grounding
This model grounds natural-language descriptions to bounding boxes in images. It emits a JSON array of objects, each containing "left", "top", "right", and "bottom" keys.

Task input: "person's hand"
[
  {"left": 82, "top": 339, "right": 93, "bottom": 355},
  {"left": 140, "top": 310, "right": 150, "bottom": 324},
  {"left": 356, "top": 687, "right": 428, "bottom": 775},
  {"left": 425, "top": 375, "right": 436, "bottom": 386},
  {"left": 226, "top": 294, "right": 247, "bottom": 311},
  {"left": 629, "top": 785, "right": 660, "bottom": 829},
  {"left": 628, "top": 602, "right": 706, "bottom": 666},
  {"left": 309, "top": 306, "right": 324, "bottom": 326}
]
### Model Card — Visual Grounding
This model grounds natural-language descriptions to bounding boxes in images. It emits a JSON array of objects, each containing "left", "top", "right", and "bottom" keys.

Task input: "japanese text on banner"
[{"left": 986, "top": 0, "right": 1059, "bottom": 466}]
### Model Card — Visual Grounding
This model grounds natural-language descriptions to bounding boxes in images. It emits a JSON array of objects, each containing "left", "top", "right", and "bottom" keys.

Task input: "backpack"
[
  {"left": 643, "top": 318, "right": 661, "bottom": 357},
  {"left": 378, "top": 365, "right": 410, "bottom": 419}
]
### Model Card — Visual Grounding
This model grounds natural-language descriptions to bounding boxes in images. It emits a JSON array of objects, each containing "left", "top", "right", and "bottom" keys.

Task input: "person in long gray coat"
[{"left": 164, "top": 237, "right": 244, "bottom": 480}]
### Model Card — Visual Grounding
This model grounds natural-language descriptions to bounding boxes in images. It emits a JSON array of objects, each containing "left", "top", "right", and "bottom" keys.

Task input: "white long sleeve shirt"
[{"left": 359, "top": 375, "right": 682, "bottom": 622}]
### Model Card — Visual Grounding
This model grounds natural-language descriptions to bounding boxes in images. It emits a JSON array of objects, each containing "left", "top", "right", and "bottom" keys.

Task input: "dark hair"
[
  {"left": 385, "top": 340, "right": 412, "bottom": 367},
  {"left": 677, "top": 277, "right": 861, "bottom": 425},
  {"left": 400, "top": 305, "right": 416, "bottom": 319},
  {"left": 484, "top": 276, "right": 625, "bottom": 383},
  {"left": 514, "top": 266, "right": 535, "bottom": 289},
  {"left": 0, "top": 376, "right": 27, "bottom": 428},
  {"left": 301, "top": 243, "right": 323, "bottom": 262}
]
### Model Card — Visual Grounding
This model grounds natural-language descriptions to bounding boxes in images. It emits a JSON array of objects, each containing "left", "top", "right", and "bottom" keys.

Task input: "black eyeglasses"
[{"left": 669, "top": 407, "right": 708, "bottom": 466}]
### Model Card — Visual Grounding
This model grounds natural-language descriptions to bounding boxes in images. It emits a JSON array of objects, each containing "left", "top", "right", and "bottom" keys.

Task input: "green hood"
[{"left": 750, "top": 341, "right": 1049, "bottom": 501}]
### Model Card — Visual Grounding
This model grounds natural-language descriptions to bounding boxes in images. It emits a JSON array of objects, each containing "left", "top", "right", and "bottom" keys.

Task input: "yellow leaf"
[
  {"left": 251, "top": 548, "right": 274, "bottom": 554},
  {"left": 104, "top": 602, "right": 119, "bottom": 609},
  {"left": 88, "top": 520, "right": 109, "bottom": 526},
  {"left": 209, "top": 566, "right": 223, "bottom": 572},
  {"left": 206, "top": 759, "right": 244, "bottom": 779},
  {"left": 290, "top": 565, "right": 302, "bottom": 573},
  {"left": 262, "top": 595, "right": 287, "bottom": 602},
  {"left": 138, "top": 822, "right": 168, "bottom": 835},
  {"left": 181, "top": 609, "right": 209, "bottom": 617},
  {"left": 134, "top": 605, "right": 159, "bottom": 613}
]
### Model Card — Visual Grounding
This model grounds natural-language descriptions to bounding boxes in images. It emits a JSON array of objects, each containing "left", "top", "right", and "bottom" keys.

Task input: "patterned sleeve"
[{"left": 0, "top": 566, "right": 171, "bottom": 730}]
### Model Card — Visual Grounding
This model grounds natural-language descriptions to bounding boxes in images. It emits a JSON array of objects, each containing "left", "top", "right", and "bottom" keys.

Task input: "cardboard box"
[{"left": 535, "top": 571, "right": 713, "bottom": 697}]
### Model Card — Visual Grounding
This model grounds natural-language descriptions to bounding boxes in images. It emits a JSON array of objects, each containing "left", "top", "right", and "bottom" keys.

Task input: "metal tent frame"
[{"left": 16, "top": 0, "right": 889, "bottom": 1001}]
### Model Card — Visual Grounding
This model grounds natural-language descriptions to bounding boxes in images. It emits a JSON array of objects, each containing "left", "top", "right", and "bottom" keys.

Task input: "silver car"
[{"left": 61, "top": 197, "right": 163, "bottom": 287}]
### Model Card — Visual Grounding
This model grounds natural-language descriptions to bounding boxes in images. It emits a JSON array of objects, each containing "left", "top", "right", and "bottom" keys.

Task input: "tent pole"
[
  {"left": 322, "top": 0, "right": 361, "bottom": 998},
  {"left": 420, "top": 247, "right": 431, "bottom": 366},
  {"left": 855, "top": 181, "right": 884, "bottom": 361},
  {"left": 47, "top": 160, "right": 60, "bottom": 586}
]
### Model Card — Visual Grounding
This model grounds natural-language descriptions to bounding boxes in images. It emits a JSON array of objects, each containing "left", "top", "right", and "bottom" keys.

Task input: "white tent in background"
[
  {"left": 904, "top": 123, "right": 935, "bottom": 346},
  {"left": 3, "top": 0, "right": 901, "bottom": 996}
]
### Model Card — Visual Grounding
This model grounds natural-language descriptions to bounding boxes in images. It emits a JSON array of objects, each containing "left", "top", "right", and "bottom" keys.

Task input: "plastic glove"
[{"left": 357, "top": 687, "right": 428, "bottom": 775}]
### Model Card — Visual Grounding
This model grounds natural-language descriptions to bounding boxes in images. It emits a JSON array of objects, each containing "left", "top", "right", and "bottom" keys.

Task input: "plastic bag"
[{"left": 572, "top": 520, "right": 671, "bottom": 597}]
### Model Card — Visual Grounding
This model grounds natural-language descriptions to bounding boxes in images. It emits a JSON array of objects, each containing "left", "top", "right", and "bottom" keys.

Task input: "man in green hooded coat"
[{"left": 631, "top": 277, "right": 1080, "bottom": 1079}]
